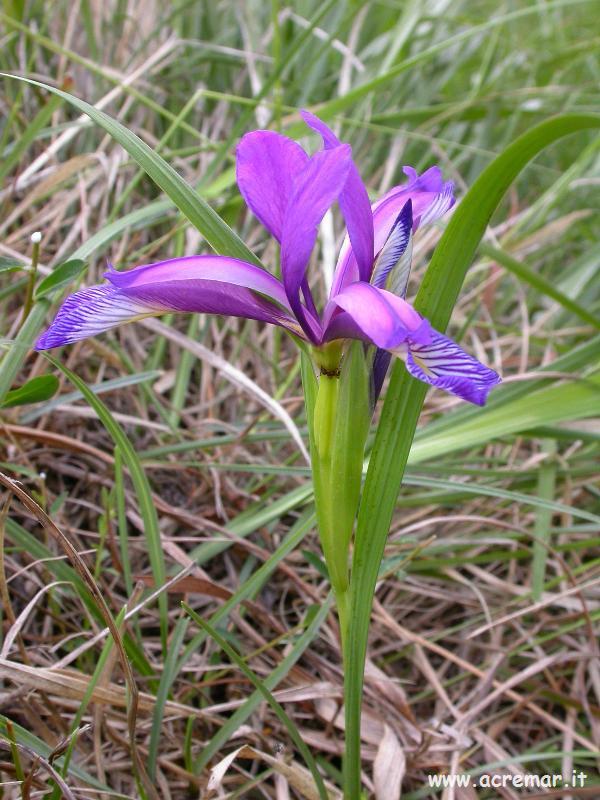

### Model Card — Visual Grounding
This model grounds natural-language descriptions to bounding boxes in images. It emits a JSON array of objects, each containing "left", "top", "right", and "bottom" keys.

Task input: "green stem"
[
  {"left": 314, "top": 442, "right": 349, "bottom": 593},
  {"left": 335, "top": 590, "right": 353, "bottom": 798},
  {"left": 343, "top": 645, "right": 362, "bottom": 799},
  {"left": 338, "top": 586, "right": 363, "bottom": 800},
  {"left": 336, "top": 587, "right": 350, "bottom": 656},
  {"left": 314, "top": 372, "right": 338, "bottom": 462},
  {"left": 311, "top": 342, "right": 349, "bottom": 592},
  {"left": 20, "top": 232, "right": 40, "bottom": 328}
]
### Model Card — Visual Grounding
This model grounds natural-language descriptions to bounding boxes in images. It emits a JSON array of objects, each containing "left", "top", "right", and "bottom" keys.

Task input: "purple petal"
[
  {"left": 121, "top": 281, "right": 297, "bottom": 325},
  {"left": 36, "top": 258, "right": 303, "bottom": 350},
  {"left": 105, "top": 254, "right": 291, "bottom": 311},
  {"left": 373, "top": 166, "right": 455, "bottom": 235},
  {"left": 35, "top": 285, "right": 168, "bottom": 349},
  {"left": 323, "top": 282, "right": 431, "bottom": 348},
  {"left": 331, "top": 166, "right": 455, "bottom": 295},
  {"left": 280, "top": 144, "right": 352, "bottom": 333},
  {"left": 416, "top": 181, "right": 456, "bottom": 228},
  {"left": 369, "top": 197, "right": 414, "bottom": 401},
  {"left": 371, "top": 200, "right": 413, "bottom": 297},
  {"left": 404, "top": 330, "right": 501, "bottom": 405},
  {"left": 236, "top": 130, "right": 309, "bottom": 240},
  {"left": 300, "top": 110, "right": 340, "bottom": 149},
  {"left": 301, "top": 110, "right": 374, "bottom": 285},
  {"left": 402, "top": 165, "right": 443, "bottom": 193}
]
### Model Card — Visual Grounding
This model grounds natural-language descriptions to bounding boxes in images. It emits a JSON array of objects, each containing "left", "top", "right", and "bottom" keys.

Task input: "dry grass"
[{"left": 1, "top": 1, "right": 599, "bottom": 798}]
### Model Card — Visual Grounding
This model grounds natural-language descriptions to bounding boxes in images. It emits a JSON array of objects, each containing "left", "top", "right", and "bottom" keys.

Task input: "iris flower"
[{"left": 36, "top": 111, "right": 500, "bottom": 405}]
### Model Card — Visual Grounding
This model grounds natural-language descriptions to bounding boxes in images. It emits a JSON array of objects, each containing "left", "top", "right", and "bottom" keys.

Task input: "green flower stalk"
[{"left": 309, "top": 341, "right": 370, "bottom": 639}]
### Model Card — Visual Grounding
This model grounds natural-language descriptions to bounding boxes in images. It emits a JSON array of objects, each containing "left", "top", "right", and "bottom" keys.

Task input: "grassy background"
[{"left": 0, "top": 0, "right": 599, "bottom": 797}]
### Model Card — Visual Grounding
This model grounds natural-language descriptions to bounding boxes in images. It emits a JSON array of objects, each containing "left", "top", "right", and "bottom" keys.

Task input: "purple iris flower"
[{"left": 35, "top": 111, "right": 500, "bottom": 405}]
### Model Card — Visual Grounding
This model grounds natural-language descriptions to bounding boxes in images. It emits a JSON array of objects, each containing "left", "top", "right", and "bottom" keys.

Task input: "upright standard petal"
[
  {"left": 370, "top": 199, "right": 413, "bottom": 297},
  {"left": 368, "top": 200, "right": 413, "bottom": 400},
  {"left": 401, "top": 330, "right": 501, "bottom": 406},
  {"left": 332, "top": 165, "right": 455, "bottom": 294},
  {"left": 280, "top": 144, "right": 352, "bottom": 336},
  {"left": 372, "top": 166, "right": 455, "bottom": 242},
  {"left": 236, "top": 131, "right": 309, "bottom": 240},
  {"left": 301, "top": 110, "right": 374, "bottom": 286},
  {"left": 36, "top": 256, "right": 303, "bottom": 350}
]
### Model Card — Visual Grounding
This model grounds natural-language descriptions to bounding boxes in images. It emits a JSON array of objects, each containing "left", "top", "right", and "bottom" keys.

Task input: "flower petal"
[
  {"left": 236, "top": 130, "right": 309, "bottom": 240},
  {"left": 36, "top": 259, "right": 303, "bottom": 350},
  {"left": 35, "top": 285, "right": 167, "bottom": 349},
  {"left": 331, "top": 166, "right": 455, "bottom": 294},
  {"left": 323, "top": 282, "right": 430, "bottom": 348},
  {"left": 105, "top": 254, "right": 292, "bottom": 311},
  {"left": 280, "top": 144, "right": 352, "bottom": 332},
  {"left": 402, "top": 165, "right": 443, "bottom": 193},
  {"left": 403, "top": 330, "right": 501, "bottom": 405},
  {"left": 373, "top": 166, "right": 455, "bottom": 236},
  {"left": 368, "top": 201, "right": 414, "bottom": 398},
  {"left": 301, "top": 110, "right": 374, "bottom": 285},
  {"left": 371, "top": 199, "right": 413, "bottom": 297}
]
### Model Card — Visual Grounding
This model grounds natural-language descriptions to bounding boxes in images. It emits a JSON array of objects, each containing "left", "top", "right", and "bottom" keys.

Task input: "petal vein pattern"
[
  {"left": 371, "top": 200, "right": 413, "bottom": 296},
  {"left": 33, "top": 110, "right": 497, "bottom": 408},
  {"left": 404, "top": 331, "right": 501, "bottom": 406},
  {"left": 35, "top": 286, "right": 162, "bottom": 349}
]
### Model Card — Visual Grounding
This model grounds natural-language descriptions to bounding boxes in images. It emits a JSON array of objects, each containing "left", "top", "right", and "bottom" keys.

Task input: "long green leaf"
[
  {"left": 343, "top": 112, "right": 600, "bottom": 799},
  {"left": 290, "top": 1, "right": 596, "bottom": 128},
  {"left": 0, "top": 300, "right": 49, "bottom": 404},
  {"left": 0, "top": 91, "right": 62, "bottom": 184},
  {"left": 0, "top": 75, "right": 252, "bottom": 418}
]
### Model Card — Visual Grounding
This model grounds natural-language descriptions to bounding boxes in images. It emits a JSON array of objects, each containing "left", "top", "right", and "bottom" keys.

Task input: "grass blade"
[
  {"left": 148, "top": 510, "right": 316, "bottom": 781},
  {"left": 192, "top": 596, "right": 331, "bottom": 774},
  {"left": 43, "top": 354, "right": 168, "bottom": 653},
  {"left": 409, "top": 371, "right": 600, "bottom": 465},
  {"left": 183, "top": 604, "right": 329, "bottom": 800},
  {"left": 480, "top": 242, "right": 600, "bottom": 330},
  {"left": 531, "top": 439, "right": 559, "bottom": 601}
]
